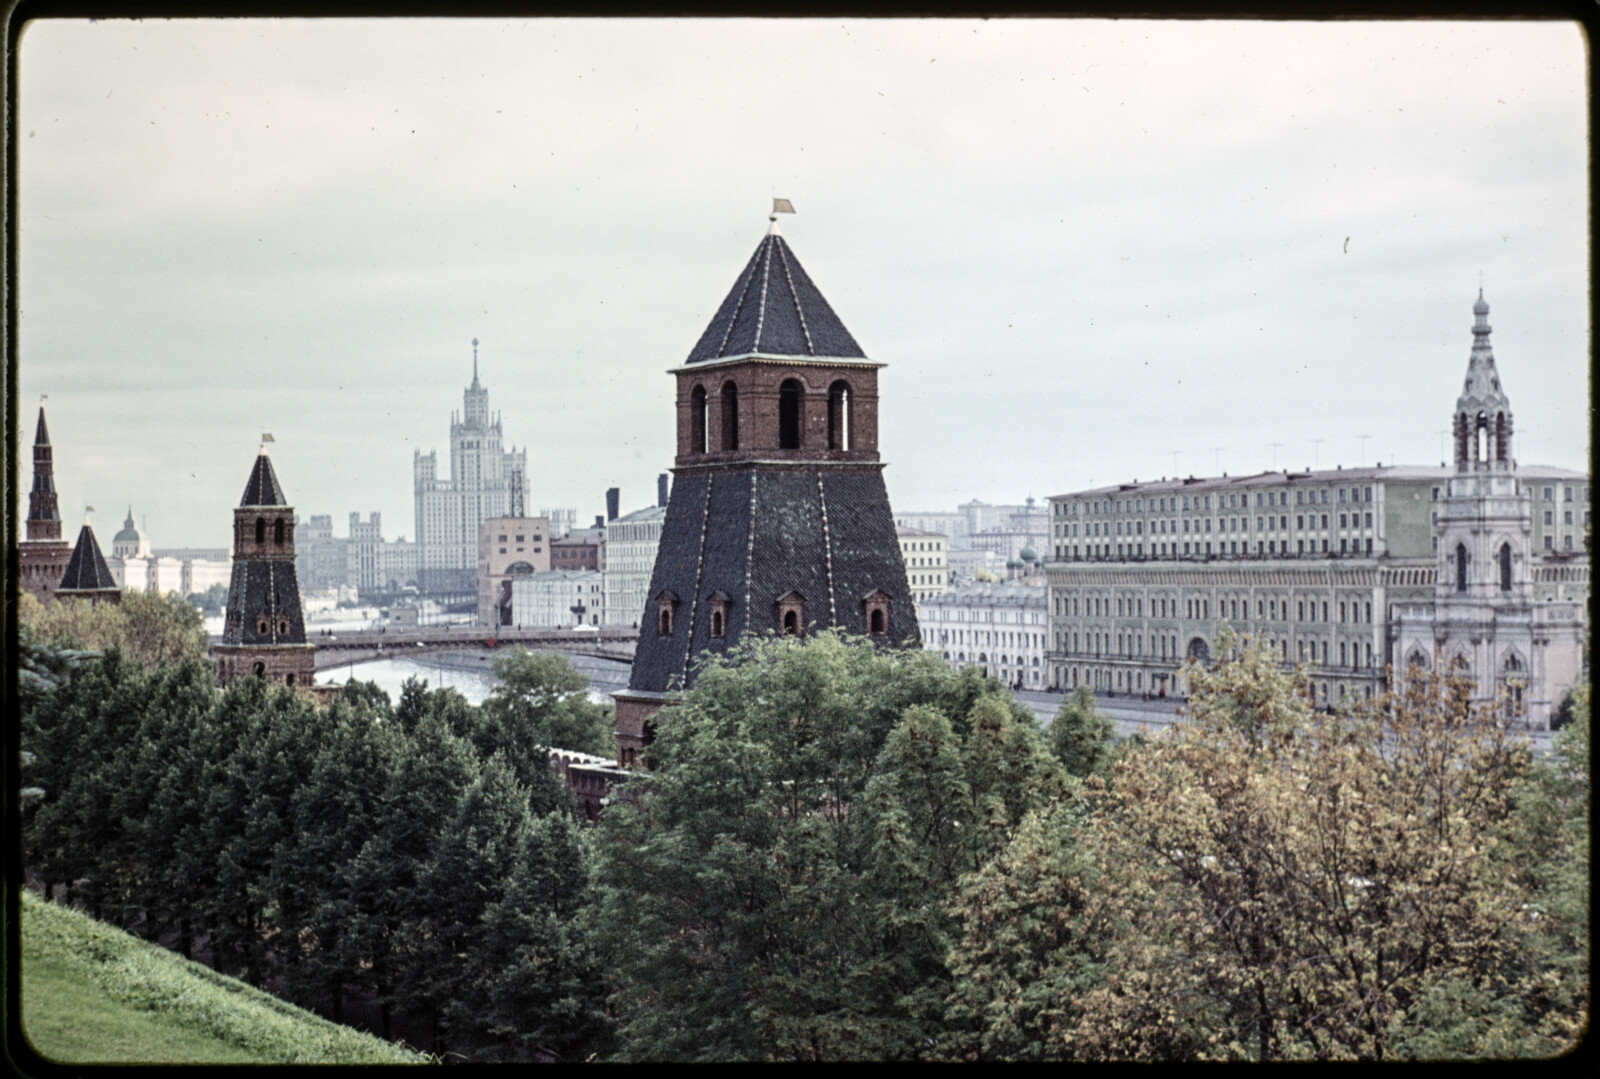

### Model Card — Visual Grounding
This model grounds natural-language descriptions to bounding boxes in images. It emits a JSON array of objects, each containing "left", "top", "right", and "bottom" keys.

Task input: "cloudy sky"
[{"left": 16, "top": 18, "right": 1588, "bottom": 549}]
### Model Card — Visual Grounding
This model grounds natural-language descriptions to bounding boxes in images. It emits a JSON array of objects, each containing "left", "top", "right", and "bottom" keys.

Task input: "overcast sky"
[{"left": 16, "top": 18, "right": 1589, "bottom": 549}]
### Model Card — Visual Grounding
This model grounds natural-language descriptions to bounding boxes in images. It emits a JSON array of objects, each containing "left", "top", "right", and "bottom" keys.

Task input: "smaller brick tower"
[
  {"left": 55, "top": 511, "right": 122, "bottom": 606},
  {"left": 215, "top": 441, "right": 315, "bottom": 688},
  {"left": 19, "top": 406, "right": 72, "bottom": 603}
]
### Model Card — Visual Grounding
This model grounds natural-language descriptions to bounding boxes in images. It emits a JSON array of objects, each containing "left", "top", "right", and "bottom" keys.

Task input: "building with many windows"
[
  {"left": 510, "top": 569, "right": 604, "bottom": 628},
  {"left": 477, "top": 515, "right": 552, "bottom": 627},
  {"left": 897, "top": 526, "right": 949, "bottom": 602},
  {"left": 1043, "top": 293, "right": 1588, "bottom": 722},
  {"left": 605, "top": 503, "right": 668, "bottom": 627},
  {"left": 413, "top": 343, "right": 527, "bottom": 595},
  {"left": 918, "top": 579, "right": 1048, "bottom": 689}
]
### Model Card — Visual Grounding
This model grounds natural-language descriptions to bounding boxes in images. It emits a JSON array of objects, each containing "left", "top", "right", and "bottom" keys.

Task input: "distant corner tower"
[
  {"left": 613, "top": 203, "right": 918, "bottom": 767},
  {"left": 19, "top": 404, "right": 73, "bottom": 602},
  {"left": 56, "top": 509, "right": 122, "bottom": 606},
  {"left": 215, "top": 438, "right": 315, "bottom": 689}
]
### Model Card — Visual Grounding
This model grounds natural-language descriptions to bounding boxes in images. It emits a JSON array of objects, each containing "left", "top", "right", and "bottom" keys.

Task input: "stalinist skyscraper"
[{"left": 413, "top": 341, "right": 528, "bottom": 595}]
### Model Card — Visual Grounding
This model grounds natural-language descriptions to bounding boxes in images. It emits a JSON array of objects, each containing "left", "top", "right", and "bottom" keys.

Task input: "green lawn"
[{"left": 19, "top": 890, "right": 430, "bottom": 1065}]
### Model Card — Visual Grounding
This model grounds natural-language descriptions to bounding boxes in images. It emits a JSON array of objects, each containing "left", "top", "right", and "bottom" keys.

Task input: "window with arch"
[
  {"left": 776, "top": 590, "right": 805, "bottom": 636},
  {"left": 655, "top": 590, "right": 679, "bottom": 636},
  {"left": 257, "top": 616, "right": 269, "bottom": 635},
  {"left": 778, "top": 378, "right": 804, "bottom": 449},
  {"left": 827, "top": 380, "right": 851, "bottom": 451},
  {"left": 274, "top": 518, "right": 285, "bottom": 545},
  {"left": 252, "top": 661, "right": 266, "bottom": 677},
  {"left": 690, "top": 385, "right": 708, "bottom": 453},
  {"left": 278, "top": 618, "right": 289, "bottom": 635},
  {"left": 720, "top": 381, "right": 739, "bottom": 451},
  {"left": 1456, "top": 543, "right": 1469, "bottom": 592},
  {"left": 255, "top": 517, "right": 266, "bottom": 544},
  {"left": 1499, "top": 543, "right": 1512, "bottom": 592},
  {"left": 862, "top": 589, "right": 891, "bottom": 637},
  {"left": 708, "top": 591, "right": 730, "bottom": 639},
  {"left": 286, "top": 672, "right": 296, "bottom": 687}
]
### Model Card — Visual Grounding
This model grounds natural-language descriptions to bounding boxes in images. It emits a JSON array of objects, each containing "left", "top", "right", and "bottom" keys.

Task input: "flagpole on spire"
[
  {"left": 769, "top": 198, "right": 795, "bottom": 236},
  {"left": 259, "top": 432, "right": 275, "bottom": 455}
]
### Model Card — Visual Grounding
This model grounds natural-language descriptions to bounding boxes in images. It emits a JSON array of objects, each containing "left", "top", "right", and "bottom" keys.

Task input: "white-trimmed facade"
[{"left": 918, "top": 579, "right": 1048, "bottom": 689}]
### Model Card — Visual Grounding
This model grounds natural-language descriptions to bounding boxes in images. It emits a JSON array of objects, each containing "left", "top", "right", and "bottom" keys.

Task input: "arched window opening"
[
  {"left": 1499, "top": 543, "right": 1513, "bottom": 592},
  {"left": 783, "top": 610, "right": 799, "bottom": 636},
  {"left": 779, "top": 379, "right": 803, "bottom": 449},
  {"left": 711, "top": 609, "right": 724, "bottom": 638},
  {"left": 658, "top": 607, "right": 672, "bottom": 636},
  {"left": 255, "top": 517, "right": 266, "bottom": 545},
  {"left": 1495, "top": 411, "right": 1510, "bottom": 462},
  {"left": 257, "top": 616, "right": 269, "bottom": 635},
  {"left": 252, "top": 661, "right": 266, "bottom": 678},
  {"left": 828, "top": 380, "right": 851, "bottom": 451},
  {"left": 274, "top": 518, "right": 285, "bottom": 545},
  {"left": 1456, "top": 543, "right": 1469, "bottom": 593},
  {"left": 286, "top": 673, "right": 295, "bottom": 687},
  {"left": 870, "top": 609, "right": 885, "bottom": 634},
  {"left": 720, "top": 382, "right": 739, "bottom": 451},
  {"left": 278, "top": 619, "right": 289, "bottom": 635},
  {"left": 1475, "top": 413, "right": 1489, "bottom": 464},
  {"left": 1186, "top": 637, "right": 1211, "bottom": 664},
  {"left": 690, "top": 385, "right": 708, "bottom": 454}
]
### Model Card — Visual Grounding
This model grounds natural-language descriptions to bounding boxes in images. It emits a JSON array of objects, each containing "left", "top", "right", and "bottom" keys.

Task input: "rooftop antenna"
[
  {"left": 1269, "top": 442, "right": 1283, "bottom": 470},
  {"left": 1435, "top": 428, "right": 1450, "bottom": 465},
  {"left": 1357, "top": 434, "right": 1371, "bottom": 467},
  {"left": 1211, "top": 446, "right": 1223, "bottom": 474},
  {"left": 769, "top": 197, "right": 795, "bottom": 236},
  {"left": 1310, "top": 439, "right": 1325, "bottom": 469},
  {"left": 1169, "top": 450, "right": 1180, "bottom": 475}
]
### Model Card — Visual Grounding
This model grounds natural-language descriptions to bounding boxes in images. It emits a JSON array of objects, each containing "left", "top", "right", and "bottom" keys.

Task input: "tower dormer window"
[
  {"left": 656, "top": 589, "right": 679, "bottom": 636},
  {"left": 776, "top": 590, "right": 805, "bottom": 636}
]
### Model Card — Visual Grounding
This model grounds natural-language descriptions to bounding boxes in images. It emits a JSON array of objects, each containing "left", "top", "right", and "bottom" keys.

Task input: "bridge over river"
[{"left": 209, "top": 625, "right": 639, "bottom": 671}]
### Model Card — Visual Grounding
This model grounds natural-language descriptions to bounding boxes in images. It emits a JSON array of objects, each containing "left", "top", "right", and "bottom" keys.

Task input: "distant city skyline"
[{"left": 15, "top": 19, "right": 1588, "bottom": 547}]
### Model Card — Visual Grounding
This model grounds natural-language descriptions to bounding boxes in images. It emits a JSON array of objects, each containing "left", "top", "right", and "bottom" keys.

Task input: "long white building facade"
[
  {"left": 414, "top": 345, "right": 527, "bottom": 595},
  {"left": 1044, "top": 293, "right": 1587, "bottom": 725}
]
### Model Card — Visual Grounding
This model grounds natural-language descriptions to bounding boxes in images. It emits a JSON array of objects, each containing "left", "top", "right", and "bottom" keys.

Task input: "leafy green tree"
[
  {"left": 1046, "top": 685, "right": 1115, "bottom": 778},
  {"left": 20, "top": 589, "right": 209, "bottom": 671},
  {"left": 187, "top": 581, "right": 230, "bottom": 615},
  {"left": 474, "top": 812, "right": 613, "bottom": 1061},
  {"left": 482, "top": 648, "right": 615, "bottom": 759},
  {"left": 592, "top": 631, "right": 1065, "bottom": 1061},
  {"left": 1065, "top": 644, "right": 1547, "bottom": 1060},
  {"left": 943, "top": 797, "right": 1104, "bottom": 1061}
]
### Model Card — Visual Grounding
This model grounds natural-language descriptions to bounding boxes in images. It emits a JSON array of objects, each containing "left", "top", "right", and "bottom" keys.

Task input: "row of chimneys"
[{"left": 592, "top": 473, "right": 670, "bottom": 530}]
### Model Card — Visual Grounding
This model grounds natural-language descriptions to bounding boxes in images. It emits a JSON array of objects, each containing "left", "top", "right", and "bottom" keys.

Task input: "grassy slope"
[{"left": 19, "top": 891, "right": 430, "bottom": 1065}]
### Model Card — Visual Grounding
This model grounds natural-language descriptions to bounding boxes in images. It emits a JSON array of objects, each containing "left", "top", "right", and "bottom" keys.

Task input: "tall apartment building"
[
  {"left": 414, "top": 344, "right": 527, "bottom": 595},
  {"left": 1043, "top": 293, "right": 1587, "bottom": 725},
  {"left": 897, "top": 526, "right": 949, "bottom": 602}
]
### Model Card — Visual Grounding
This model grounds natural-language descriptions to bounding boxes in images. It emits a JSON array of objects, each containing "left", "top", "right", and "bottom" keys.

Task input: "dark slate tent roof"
[
  {"left": 240, "top": 452, "right": 287, "bottom": 507},
  {"left": 686, "top": 233, "right": 867, "bottom": 363},
  {"left": 35, "top": 407, "right": 51, "bottom": 446},
  {"left": 59, "top": 524, "right": 119, "bottom": 591}
]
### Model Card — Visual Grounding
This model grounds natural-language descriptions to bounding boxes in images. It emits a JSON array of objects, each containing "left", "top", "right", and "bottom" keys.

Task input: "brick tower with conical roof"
[
  {"left": 19, "top": 407, "right": 73, "bottom": 602},
  {"left": 215, "top": 442, "right": 315, "bottom": 688},
  {"left": 612, "top": 210, "right": 918, "bottom": 766}
]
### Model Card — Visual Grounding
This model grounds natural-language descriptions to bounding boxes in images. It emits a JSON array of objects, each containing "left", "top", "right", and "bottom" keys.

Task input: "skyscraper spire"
[{"left": 471, "top": 337, "right": 481, "bottom": 389}]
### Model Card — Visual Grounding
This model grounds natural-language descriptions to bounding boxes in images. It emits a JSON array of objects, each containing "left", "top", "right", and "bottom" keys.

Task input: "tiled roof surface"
[
  {"left": 628, "top": 466, "right": 917, "bottom": 693},
  {"left": 240, "top": 453, "right": 288, "bottom": 507},
  {"left": 686, "top": 234, "right": 866, "bottom": 363},
  {"left": 58, "top": 525, "right": 119, "bottom": 592},
  {"left": 220, "top": 560, "right": 308, "bottom": 645},
  {"left": 34, "top": 407, "right": 50, "bottom": 446}
]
